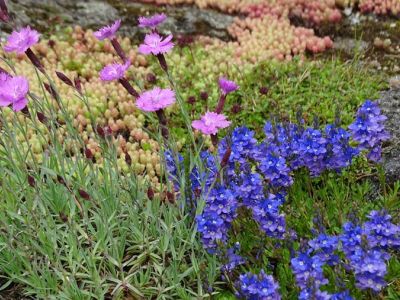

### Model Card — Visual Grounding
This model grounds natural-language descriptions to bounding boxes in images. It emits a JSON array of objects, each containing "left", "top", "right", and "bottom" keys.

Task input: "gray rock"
[
  {"left": 1, "top": 0, "right": 234, "bottom": 41},
  {"left": 333, "top": 37, "right": 369, "bottom": 55},
  {"left": 378, "top": 88, "right": 400, "bottom": 183}
]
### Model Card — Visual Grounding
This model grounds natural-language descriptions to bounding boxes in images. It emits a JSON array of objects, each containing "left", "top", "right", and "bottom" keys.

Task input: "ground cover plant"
[{"left": 0, "top": 2, "right": 399, "bottom": 300}]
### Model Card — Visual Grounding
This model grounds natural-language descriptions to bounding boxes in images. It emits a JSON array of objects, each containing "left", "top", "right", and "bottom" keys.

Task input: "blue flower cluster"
[
  {"left": 231, "top": 172, "right": 264, "bottom": 207},
  {"left": 196, "top": 186, "right": 238, "bottom": 251},
  {"left": 165, "top": 100, "right": 395, "bottom": 298},
  {"left": 289, "top": 210, "right": 400, "bottom": 297},
  {"left": 237, "top": 270, "right": 281, "bottom": 300},
  {"left": 308, "top": 233, "right": 339, "bottom": 266},
  {"left": 363, "top": 210, "right": 400, "bottom": 249},
  {"left": 291, "top": 252, "right": 329, "bottom": 299},
  {"left": 164, "top": 150, "right": 184, "bottom": 191},
  {"left": 190, "top": 151, "right": 218, "bottom": 193},
  {"left": 251, "top": 193, "right": 286, "bottom": 239},
  {"left": 324, "top": 125, "right": 359, "bottom": 171},
  {"left": 222, "top": 243, "right": 246, "bottom": 273},
  {"left": 341, "top": 210, "right": 400, "bottom": 292},
  {"left": 348, "top": 100, "right": 390, "bottom": 162}
]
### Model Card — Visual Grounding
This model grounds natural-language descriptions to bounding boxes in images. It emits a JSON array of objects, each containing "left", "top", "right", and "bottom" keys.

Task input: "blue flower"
[
  {"left": 222, "top": 244, "right": 245, "bottom": 273},
  {"left": 324, "top": 125, "right": 358, "bottom": 171},
  {"left": 308, "top": 233, "right": 339, "bottom": 266},
  {"left": 196, "top": 186, "right": 238, "bottom": 251},
  {"left": 237, "top": 270, "right": 281, "bottom": 300},
  {"left": 331, "top": 290, "right": 353, "bottom": 300},
  {"left": 349, "top": 100, "right": 390, "bottom": 162},
  {"left": 352, "top": 249, "right": 387, "bottom": 292},
  {"left": 291, "top": 253, "right": 328, "bottom": 293},
  {"left": 232, "top": 172, "right": 265, "bottom": 207},
  {"left": 251, "top": 193, "right": 286, "bottom": 239},
  {"left": 296, "top": 128, "right": 327, "bottom": 176},
  {"left": 258, "top": 153, "right": 293, "bottom": 188},
  {"left": 164, "top": 150, "right": 184, "bottom": 191},
  {"left": 363, "top": 210, "right": 400, "bottom": 249}
]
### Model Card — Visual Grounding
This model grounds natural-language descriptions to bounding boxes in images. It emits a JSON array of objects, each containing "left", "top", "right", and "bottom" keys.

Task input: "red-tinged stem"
[
  {"left": 118, "top": 77, "right": 139, "bottom": 98},
  {"left": 156, "top": 109, "right": 169, "bottom": 140},
  {"left": 215, "top": 94, "right": 226, "bottom": 114},
  {"left": 111, "top": 38, "right": 126, "bottom": 61},
  {"left": 211, "top": 134, "right": 218, "bottom": 147},
  {"left": 156, "top": 54, "right": 168, "bottom": 73}
]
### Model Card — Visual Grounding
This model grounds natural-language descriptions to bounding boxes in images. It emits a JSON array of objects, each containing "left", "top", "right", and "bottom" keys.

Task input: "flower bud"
[
  {"left": 56, "top": 71, "right": 74, "bottom": 87},
  {"left": 147, "top": 187, "right": 155, "bottom": 200},
  {"left": 59, "top": 212, "right": 68, "bottom": 223},
  {"left": 85, "top": 148, "right": 93, "bottom": 160},
  {"left": 146, "top": 73, "right": 157, "bottom": 83},
  {"left": 27, "top": 175, "right": 35, "bottom": 187},
  {"left": 259, "top": 86, "right": 269, "bottom": 95},
  {"left": 200, "top": 91, "right": 208, "bottom": 101},
  {"left": 78, "top": 189, "right": 90, "bottom": 200},
  {"left": 187, "top": 96, "right": 196, "bottom": 105}
]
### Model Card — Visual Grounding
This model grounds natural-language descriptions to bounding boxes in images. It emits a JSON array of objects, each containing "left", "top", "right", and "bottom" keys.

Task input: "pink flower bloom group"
[
  {"left": 219, "top": 77, "right": 239, "bottom": 95},
  {"left": 0, "top": 74, "right": 29, "bottom": 112},
  {"left": 139, "top": 33, "right": 174, "bottom": 56},
  {"left": 94, "top": 20, "right": 121, "bottom": 41},
  {"left": 99, "top": 60, "right": 130, "bottom": 81},
  {"left": 192, "top": 112, "right": 231, "bottom": 135},
  {"left": 136, "top": 87, "right": 175, "bottom": 112},
  {"left": 138, "top": 13, "right": 167, "bottom": 29},
  {"left": 4, "top": 26, "right": 40, "bottom": 54}
]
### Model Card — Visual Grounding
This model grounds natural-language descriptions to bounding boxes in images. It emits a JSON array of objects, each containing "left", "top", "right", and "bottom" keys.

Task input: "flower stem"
[
  {"left": 156, "top": 109, "right": 169, "bottom": 140},
  {"left": 215, "top": 94, "right": 226, "bottom": 114},
  {"left": 111, "top": 38, "right": 126, "bottom": 61},
  {"left": 119, "top": 77, "right": 139, "bottom": 98}
]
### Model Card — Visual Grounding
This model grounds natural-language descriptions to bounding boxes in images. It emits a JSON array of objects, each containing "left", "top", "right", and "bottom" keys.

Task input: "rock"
[
  {"left": 333, "top": 37, "right": 369, "bottom": 55},
  {"left": 0, "top": 0, "right": 234, "bottom": 41},
  {"left": 378, "top": 88, "right": 400, "bottom": 183},
  {"left": 389, "top": 76, "right": 400, "bottom": 89}
]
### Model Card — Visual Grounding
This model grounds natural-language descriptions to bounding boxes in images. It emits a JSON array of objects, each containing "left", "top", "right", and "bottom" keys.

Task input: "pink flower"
[
  {"left": 138, "top": 13, "right": 167, "bottom": 29},
  {"left": 192, "top": 112, "right": 231, "bottom": 135},
  {"left": 139, "top": 33, "right": 174, "bottom": 55},
  {"left": 4, "top": 26, "right": 40, "bottom": 54},
  {"left": 99, "top": 60, "right": 130, "bottom": 81},
  {"left": 136, "top": 87, "right": 175, "bottom": 112},
  {"left": 219, "top": 77, "right": 239, "bottom": 95},
  {"left": 94, "top": 20, "right": 121, "bottom": 41},
  {"left": 0, "top": 75, "right": 29, "bottom": 111}
]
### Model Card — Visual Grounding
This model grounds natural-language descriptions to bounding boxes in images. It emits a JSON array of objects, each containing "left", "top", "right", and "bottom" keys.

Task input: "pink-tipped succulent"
[
  {"left": 4, "top": 26, "right": 40, "bottom": 54},
  {"left": 192, "top": 112, "right": 231, "bottom": 135}
]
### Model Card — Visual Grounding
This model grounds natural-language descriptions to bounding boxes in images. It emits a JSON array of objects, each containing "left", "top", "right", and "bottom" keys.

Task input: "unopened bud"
[
  {"left": 78, "top": 189, "right": 90, "bottom": 200},
  {"left": 146, "top": 73, "right": 157, "bottom": 84},
  {"left": 259, "top": 86, "right": 269, "bottom": 95},
  {"left": 200, "top": 91, "right": 208, "bottom": 101},
  {"left": 125, "top": 152, "right": 132, "bottom": 165},
  {"left": 166, "top": 191, "right": 175, "bottom": 203},
  {"left": 56, "top": 71, "right": 74, "bottom": 87},
  {"left": 147, "top": 187, "right": 155, "bottom": 200},
  {"left": 85, "top": 148, "right": 93, "bottom": 160},
  {"left": 27, "top": 175, "right": 35, "bottom": 187},
  {"left": 74, "top": 76, "right": 83, "bottom": 95}
]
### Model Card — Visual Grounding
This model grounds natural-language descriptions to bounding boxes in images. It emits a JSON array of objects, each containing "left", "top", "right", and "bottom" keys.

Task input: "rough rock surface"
[
  {"left": 1, "top": 0, "right": 234, "bottom": 40},
  {"left": 378, "top": 88, "right": 400, "bottom": 183}
]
